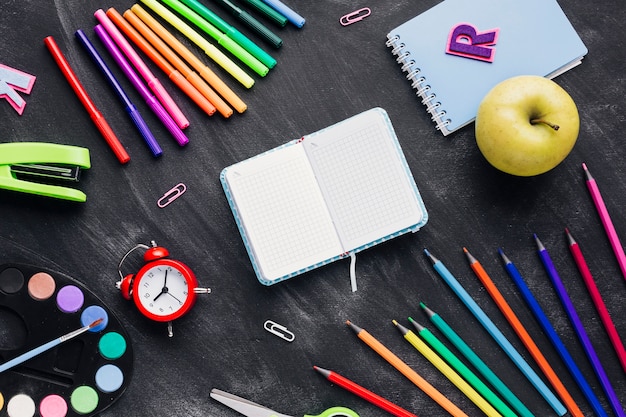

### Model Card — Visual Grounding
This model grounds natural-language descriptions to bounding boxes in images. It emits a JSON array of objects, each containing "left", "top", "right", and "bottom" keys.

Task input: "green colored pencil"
[
  {"left": 420, "top": 302, "right": 534, "bottom": 417},
  {"left": 408, "top": 317, "right": 517, "bottom": 417}
]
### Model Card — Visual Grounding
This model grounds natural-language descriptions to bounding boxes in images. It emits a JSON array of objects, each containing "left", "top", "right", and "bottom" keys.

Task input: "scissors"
[{"left": 210, "top": 388, "right": 360, "bottom": 417}]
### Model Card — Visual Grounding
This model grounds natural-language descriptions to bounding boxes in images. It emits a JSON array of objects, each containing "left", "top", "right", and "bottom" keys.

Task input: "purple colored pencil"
[
  {"left": 94, "top": 24, "right": 189, "bottom": 147},
  {"left": 535, "top": 234, "right": 625, "bottom": 417}
]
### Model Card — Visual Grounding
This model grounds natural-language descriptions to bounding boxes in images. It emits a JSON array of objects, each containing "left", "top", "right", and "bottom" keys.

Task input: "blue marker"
[
  {"left": 75, "top": 29, "right": 162, "bottom": 157},
  {"left": 261, "top": 0, "right": 305, "bottom": 28}
]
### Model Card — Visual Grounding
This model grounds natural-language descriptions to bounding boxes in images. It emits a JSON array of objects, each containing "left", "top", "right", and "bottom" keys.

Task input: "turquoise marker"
[
  {"left": 160, "top": 0, "right": 270, "bottom": 76},
  {"left": 424, "top": 249, "right": 566, "bottom": 416},
  {"left": 180, "top": 0, "right": 276, "bottom": 68}
]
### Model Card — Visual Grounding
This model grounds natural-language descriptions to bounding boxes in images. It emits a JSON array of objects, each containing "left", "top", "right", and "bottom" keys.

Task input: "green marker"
[
  {"left": 240, "top": 0, "right": 287, "bottom": 27},
  {"left": 408, "top": 317, "right": 517, "bottom": 417},
  {"left": 420, "top": 303, "right": 535, "bottom": 417},
  {"left": 160, "top": 0, "right": 270, "bottom": 76},
  {"left": 179, "top": 0, "right": 277, "bottom": 68}
]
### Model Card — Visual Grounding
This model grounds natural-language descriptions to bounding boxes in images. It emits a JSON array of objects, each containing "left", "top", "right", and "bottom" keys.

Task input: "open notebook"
[
  {"left": 221, "top": 108, "right": 428, "bottom": 286},
  {"left": 386, "top": 0, "right": 588, "bottom": 136}
]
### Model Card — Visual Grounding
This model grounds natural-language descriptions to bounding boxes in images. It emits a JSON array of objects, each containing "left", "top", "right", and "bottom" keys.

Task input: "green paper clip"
[{"left": 0, "top": 142, "right": 91, "bottom": 202}]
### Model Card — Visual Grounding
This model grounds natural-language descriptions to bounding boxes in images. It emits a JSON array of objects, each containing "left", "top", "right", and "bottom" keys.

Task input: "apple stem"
[{"left": 530, "top": 118, "right": 560, "bottom": 130}]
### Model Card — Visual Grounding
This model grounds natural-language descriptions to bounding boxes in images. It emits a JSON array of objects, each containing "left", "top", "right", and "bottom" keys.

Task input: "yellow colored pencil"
[
  {"left": 393, "top": 320, "right": 503, "bottom": 417},
  {"left": 346, "top": 321, "right": 470, "bottom": 417}
]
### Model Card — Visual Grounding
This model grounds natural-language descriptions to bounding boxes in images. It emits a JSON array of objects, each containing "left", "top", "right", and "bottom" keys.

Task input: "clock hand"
[
  {"left": 167, "top": 292, "right": 183, "bottom": 304},
  {"left": 154, "top": 269, "right": 170, "bottom": 301}
]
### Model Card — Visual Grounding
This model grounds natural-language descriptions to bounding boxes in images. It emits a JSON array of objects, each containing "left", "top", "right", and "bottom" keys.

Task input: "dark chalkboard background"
[{"left": 1, "top": 0, "right": 625, "bottom": 416}]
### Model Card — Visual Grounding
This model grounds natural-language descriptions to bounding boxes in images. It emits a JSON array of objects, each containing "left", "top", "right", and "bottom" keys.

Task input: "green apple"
[{"left": 475, "top": 75, "right": 580, "bottom": 176}]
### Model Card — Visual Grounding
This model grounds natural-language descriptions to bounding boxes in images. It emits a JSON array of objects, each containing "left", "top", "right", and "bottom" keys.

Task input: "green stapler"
[{"left": 0, "top": 142, "right": 91, "bottom": 202}]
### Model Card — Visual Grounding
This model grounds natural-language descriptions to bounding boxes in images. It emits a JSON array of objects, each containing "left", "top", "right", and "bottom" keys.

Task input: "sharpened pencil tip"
[
  {"left": 392, "top": 319, "right": 398, "bottom": 326},
  {"left": 498, "top": 248, "right": 511, "bottom": 264},
  {"left": 582, "top": 162, "right": 587, "bottom": 170}
]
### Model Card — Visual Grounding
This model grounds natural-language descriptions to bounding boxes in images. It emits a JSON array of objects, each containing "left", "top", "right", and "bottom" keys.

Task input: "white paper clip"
[
  {"left": 340, "top": 8, "right": 371, "bottom": 26},
  {"left": 157, "top": 183, "right": 186, "bottom": 208},
  {"left": 264, "top": 320, "right": 295, "bottom": 342}
]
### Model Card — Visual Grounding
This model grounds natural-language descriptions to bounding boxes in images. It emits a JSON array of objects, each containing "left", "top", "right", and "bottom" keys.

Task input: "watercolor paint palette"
[{"left": 0, "top": 263, "right": 133, "bottom": 417}]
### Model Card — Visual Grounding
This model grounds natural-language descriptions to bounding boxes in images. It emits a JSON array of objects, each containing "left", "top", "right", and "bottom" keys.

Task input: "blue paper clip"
[
  {"left": 340, "top": 8, "right": 371, "bottom": 26},
  {"left": 157, "top": 183, "right": 186, "bottom": 208}
]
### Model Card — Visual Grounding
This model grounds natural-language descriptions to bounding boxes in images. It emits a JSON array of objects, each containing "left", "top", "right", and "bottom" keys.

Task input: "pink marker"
[{"left": 94, "top": 9, "right": 189, "bottom": 129}]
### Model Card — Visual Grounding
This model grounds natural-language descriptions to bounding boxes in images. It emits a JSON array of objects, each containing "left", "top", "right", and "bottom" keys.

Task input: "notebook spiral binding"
[{"left": 386, "top": 35, "right": 451, "bottom": 134}]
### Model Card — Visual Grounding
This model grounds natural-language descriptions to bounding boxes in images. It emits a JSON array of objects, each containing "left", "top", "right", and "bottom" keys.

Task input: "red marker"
[
  {"left": 314, "top": 366, "right": 418, "bottom": 417},
  {"left": 44, "top": 36, "right": 130, "bottom": 164}
]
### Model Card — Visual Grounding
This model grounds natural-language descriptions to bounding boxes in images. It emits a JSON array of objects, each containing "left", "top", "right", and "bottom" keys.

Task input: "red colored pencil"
[
  {"left": 44, "top": 36, "right": 130, "bottom": 164},
  {"left": 566, "top": 228, "right": 626, "bottom": 373},
  {"left": 314, "top": 366, "right": 418, "bottom": 417}
]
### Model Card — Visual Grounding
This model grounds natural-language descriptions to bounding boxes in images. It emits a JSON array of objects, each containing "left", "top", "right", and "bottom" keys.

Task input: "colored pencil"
[
  {"left": 424, "top": 249, "right": 566, "bottom": 416},
  {"left": 534, "top": 235, "right": 625, "bottom": 417},
  {"left": 130, "top": 4, "right": 246, "bottom": 113},
  {"left": 408, "top": 318, "right": 517, "bottom": 417},
  {"left": 346, "top": 320, "right": 470, "bottom": 417},
  {"left": 420, "top": 303, "right": 534, "bottom": 417},
  {"left": 140, "top": 0, "right": 255, "bottom": 89},
  {"left": 0, "top": 319, "right": 103, "bottom": 373},
  {"left": 94, "top": 9, "right": 189, "bottom": 129},
  {"left": 43, "top": 36, "right": 130, "bottom": 164},
  {"left": 313, "top": 366, "right": 418, "bottom": 417},
  {"left": 583, "top": 163, "right": 626, "bottom": 282},
  {"left": 566, "top": 228, "right": 626, "bottom": 373},
  {"left": 106, "top": 8, "right": 217, "bottom": 117},
  {"left": 465, "top": 248, "right": 587, "bottom": 417},
  {"left": 393, "top": 320, "right": 502, "bottom": 417}
]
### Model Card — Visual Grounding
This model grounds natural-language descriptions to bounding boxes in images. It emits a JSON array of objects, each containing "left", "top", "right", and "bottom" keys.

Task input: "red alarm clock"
[{"left": 116, "top": 241, "right": 210, "bottom": 337}]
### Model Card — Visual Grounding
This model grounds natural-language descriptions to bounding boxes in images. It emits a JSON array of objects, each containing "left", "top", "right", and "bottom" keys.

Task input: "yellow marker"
[
  {"left": 393, "top": 320, "right": 503, "bottom": 417},
  {"left": 140, "top": 0, "right": 255, "bottom": 89},
  {"left": 131, "top": 4, "right": 246, "bottom": 113}
]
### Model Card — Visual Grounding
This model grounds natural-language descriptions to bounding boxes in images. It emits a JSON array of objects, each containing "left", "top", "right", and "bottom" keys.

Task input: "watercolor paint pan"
[{"left": 0, "top": 263, "right": 133, "bottom": 417}]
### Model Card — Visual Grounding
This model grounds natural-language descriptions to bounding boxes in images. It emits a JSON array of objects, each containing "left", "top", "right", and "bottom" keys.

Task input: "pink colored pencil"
[
  {"left": 583, "top": 163, "right": 626, "bottom": 281},
  {"left": 566, "top": 228, "right": 626, "bottom": 373}
]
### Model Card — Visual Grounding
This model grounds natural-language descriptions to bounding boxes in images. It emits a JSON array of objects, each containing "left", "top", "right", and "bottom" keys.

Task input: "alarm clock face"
[{"left": 132, "top": 260, "right": 197, "bottom": 322}]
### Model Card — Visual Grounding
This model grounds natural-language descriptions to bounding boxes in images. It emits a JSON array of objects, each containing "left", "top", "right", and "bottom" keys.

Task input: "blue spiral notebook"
[
  {"left": 221, "top": 108, "right": 428, "bottom": 286},
  {"left": 386, "top": 0, "right": 588, "bottom": 136}
]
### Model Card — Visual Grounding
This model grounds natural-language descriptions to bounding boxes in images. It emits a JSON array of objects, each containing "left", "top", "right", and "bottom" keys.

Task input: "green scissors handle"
[{"left": 304, "top": 406, "right": 359, "bottom": 417}]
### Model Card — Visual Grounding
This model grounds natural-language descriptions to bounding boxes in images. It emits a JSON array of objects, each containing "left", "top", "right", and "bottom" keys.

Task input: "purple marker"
[
  {"left": 94, "top": 24, "right": 189, "bottom": 147},
  {"left": 76, "top": 29, "right": 162, "bottom": 157}
]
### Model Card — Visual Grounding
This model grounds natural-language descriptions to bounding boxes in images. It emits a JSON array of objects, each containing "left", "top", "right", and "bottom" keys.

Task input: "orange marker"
[
  {"left": 346, "top": 321, "right": 469, "bottom": 417},
  {"left": 106, "top": 7, "right": 216, "bottom": 117},
  {"left": 464, "top": 248, "right": 584, "bottom": 417},
  {"left": 130, "top": 4, "right": 246, "bottom": 114},
  {"left": 121, "top": 9, "right": 232, "bottom": 118}
]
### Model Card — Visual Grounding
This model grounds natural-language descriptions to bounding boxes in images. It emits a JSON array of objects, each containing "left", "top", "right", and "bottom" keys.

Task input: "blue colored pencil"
[
  {"left": 534, "top": 235, "right": 624, "bottom": 417},
  {"left": 424, "top": 249, "right": 566, "bottom": 416}
]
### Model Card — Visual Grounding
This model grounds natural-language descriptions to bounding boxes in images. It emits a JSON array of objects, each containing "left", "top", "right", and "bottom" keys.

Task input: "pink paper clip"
[
  {"left": 157, "top": 183, "right": 186, "bottom": 208},
  {"left": 340, "top": 8, "right": 371, "bottom": 26}
]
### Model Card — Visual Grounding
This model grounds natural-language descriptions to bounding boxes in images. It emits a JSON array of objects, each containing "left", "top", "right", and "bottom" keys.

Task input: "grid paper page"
[
  {"left": 224, "top": 144, "right": 343, "bottom": 282},
  {"left": 303, "top": 109, "right": 423, "bottom": 251}
]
